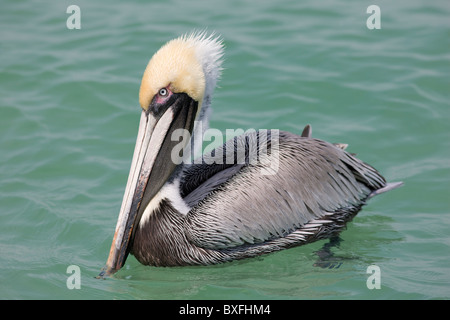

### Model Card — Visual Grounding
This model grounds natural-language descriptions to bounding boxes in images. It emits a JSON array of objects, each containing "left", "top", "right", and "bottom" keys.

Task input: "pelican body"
[{"left": 99, "top": 32, "right": 402, "bottom": 276}]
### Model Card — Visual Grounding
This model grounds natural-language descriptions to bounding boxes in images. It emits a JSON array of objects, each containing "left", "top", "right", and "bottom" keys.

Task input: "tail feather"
[{"left": 368, "top": 181, "right": 404, "bottom": 199}]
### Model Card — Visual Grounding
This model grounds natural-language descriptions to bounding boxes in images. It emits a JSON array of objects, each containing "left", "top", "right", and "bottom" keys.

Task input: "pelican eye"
[{"left": 158, "top": 88, "right": 168, "bottom": 97}]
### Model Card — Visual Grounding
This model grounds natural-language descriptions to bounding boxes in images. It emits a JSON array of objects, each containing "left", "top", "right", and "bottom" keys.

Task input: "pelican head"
[{"left": 100, "top": 32, "right": 224, "bottom": 276}]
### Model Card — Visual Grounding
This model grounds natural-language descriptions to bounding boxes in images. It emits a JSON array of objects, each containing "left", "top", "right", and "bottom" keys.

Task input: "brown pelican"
[{"left": 99, "top": 32, "right": 402, "bottom": 277}]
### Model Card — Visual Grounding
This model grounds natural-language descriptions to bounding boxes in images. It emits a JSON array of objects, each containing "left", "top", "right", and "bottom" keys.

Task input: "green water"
[{"left": 1, "top": 0, "right": 449, "bottom": 300}]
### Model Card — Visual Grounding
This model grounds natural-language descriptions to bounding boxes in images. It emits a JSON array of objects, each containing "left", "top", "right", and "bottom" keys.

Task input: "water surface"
[{"left": 1, "top": 0, "right": 449, "bottom": 299}]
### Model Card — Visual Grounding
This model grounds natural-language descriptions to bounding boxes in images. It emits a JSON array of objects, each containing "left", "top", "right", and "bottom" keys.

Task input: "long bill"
[{"left": 98, "top": 94, "right": 198, "bottom": 277}]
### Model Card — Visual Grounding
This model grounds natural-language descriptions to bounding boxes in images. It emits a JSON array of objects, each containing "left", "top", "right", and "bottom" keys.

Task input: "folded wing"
[{"left": 182, "top": 131, "right": 386, "bottom": 250}]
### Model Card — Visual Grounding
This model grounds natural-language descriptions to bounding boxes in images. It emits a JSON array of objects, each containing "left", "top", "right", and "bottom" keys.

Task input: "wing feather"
[{"left": 182, "top": 130, "right": 385, "bottom": 250}]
